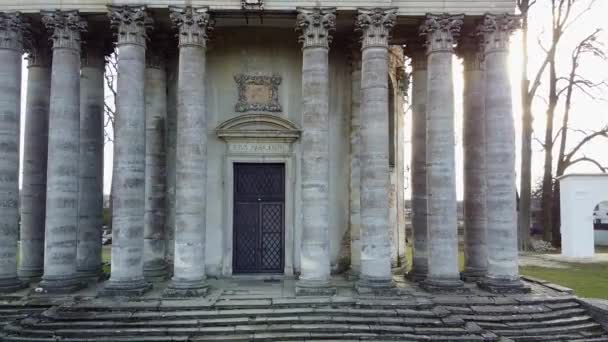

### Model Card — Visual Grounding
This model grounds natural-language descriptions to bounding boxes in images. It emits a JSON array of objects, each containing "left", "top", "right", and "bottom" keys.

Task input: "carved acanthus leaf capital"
[
  {"left": 478, "top": 13, "right": 520, "bottom": 54},
  {"left": 42, "top": 10, "right": 86, "bottom": 52},
  {"left": 108, "top": 5, "right": 153, "bottom": 47},
  {"left": 0, "top": 12, "right": 28, "bottom": 52},
  {"left": 419, "top": 14, "right": 464, "bottom": 54},
  {"left": 296, "top": 7, "right": 336, "bottom": 49},
  {"left": 169, "top": 6, "right": 212, "bottom": 48},
  {"left": 25, "top": 30, "right": 52, "bottom": 67},
  {"left": 355, "top": 8, "right": 397, "bottom": 49}
]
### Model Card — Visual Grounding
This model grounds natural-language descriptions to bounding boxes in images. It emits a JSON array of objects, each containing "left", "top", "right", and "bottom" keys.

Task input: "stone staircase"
[{"left": 1, "top": 295, "right": 607, "bottom": 341}]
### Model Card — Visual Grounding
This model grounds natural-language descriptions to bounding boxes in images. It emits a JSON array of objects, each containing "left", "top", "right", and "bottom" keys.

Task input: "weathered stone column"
[
  {"left": 101, "top": 5, "right": 153, "bottom": 296},
  {"left": 419, "top": 14, "right": 465, "bottom": 292},
  {"left": 460, "top": 37, "right": 488, "bottom": 282},
  {"left": 348, "top": 46, "right": 362, "bottom": 276},
  {"left": 143, "top": 39, "right": 168, "bottom": 282},
  {"left": 19, "top": 31, "right": 51, "bottom": 282},
  {"left": 295, "top": 7, "right": 337, "bottom": 296},
  {"left": 76, "top": 39, "right": 107, "bottom": 280},
  {"left": 354, "top": 8, "right": 397, "bottom": 293},
  {"left": 165, "top": 50, "right": 178, "bottom": 270},
  {"left": 478, "top": 14, "right": 528, "bottom": 293},
  {"left": 38, "top": 10, "right": 87, "bottom": 293},
  {"left": 0, "top": 12, "right": 27, "bottom": 292},
  {"left": 165, "top": 6, "right": 212, "bottom": 297},
  {"left": 405, "top": 42, "right": 428, "bottom": 282}
]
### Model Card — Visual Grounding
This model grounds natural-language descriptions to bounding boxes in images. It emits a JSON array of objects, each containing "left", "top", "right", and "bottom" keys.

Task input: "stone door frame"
[{"left": 216, "top": 114, "right": 301, "bottom": 277}]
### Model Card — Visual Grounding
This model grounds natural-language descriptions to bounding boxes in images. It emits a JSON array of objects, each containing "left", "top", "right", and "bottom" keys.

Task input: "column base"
[
  {"left": 461, "top": 268, "right": 487, "bottom": 282},
  {"left": 421, "top": 277, "right": 469, "bottom": 294},
  {"left": 18, "top": 267, "right": 43, "bottom": 283},
  {"left": 76, "top": 268, "right": 104, "bottom": 283},
  {"left": 163, "top": 278, "right": 209, "bottom": 298},
  {"left": 0, "top": 277, "right": 28, "bottom": 293},
  {"left": 295, "top": 279, "right": 337, "bottom": 296},
  {"left": 36, "top": 275, "right": 86, "bottom": 294},
  {"left": 98, "top": 278, "right": 151, "bottom": 297},
  {"left": 406, "top": 266, "right": 428, "bottom": 282},
  {"left": 477, "top": 276, "right": 531, "bottom": 294},
  {"left": 143, "top": 261, "right": 169, "bottom": 283},
  {"left": 355, "top": 276, "right": 397, "bottom": 296}
]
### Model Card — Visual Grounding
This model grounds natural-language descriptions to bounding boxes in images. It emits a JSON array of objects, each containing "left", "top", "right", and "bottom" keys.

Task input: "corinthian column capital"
[
  {"left": 25, "top": 30, "right": 52, "bottom": 67},
  {"left": 0, "top": 12, "right": 28, "bottom": 52},
  {"left": 169, "top": 6, "right": 212, "bottom": 48},
  {"left": 108, "top": 5, "right": 153, "bottom": 47},
  {"left": 478, "top": 13, "right": 520, "bottom": 54},
  {"left": 41, "top": 10, "right": 87, "bottom": 52},
  {"left": 419, "top": 14, "right": 463, "bottom": 54},
  {"left": 355, "top": 8, "right": 397, "bottom": 49},
  {"left": 296, "top": 7, "right": 336, "bottom": 49}
]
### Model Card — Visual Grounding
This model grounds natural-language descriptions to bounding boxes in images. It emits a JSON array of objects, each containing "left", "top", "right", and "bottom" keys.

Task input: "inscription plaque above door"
[{"left": 234, "top": 74, "right": 282, "bottom": 113}]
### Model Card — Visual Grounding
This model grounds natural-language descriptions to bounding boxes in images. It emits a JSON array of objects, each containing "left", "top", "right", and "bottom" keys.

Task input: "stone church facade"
[{"left": 0, "top": 1, "right": 524, "bottom": 297}]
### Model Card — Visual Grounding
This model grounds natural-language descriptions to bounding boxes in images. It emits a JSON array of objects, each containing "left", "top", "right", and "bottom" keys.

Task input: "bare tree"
[
  {"left": 104, "top": 53, "right": 117, "bottom": 230},
  {"left": 540, "top": 0, "right": 602, "bottom": 245},
  {"left": 517, "top": 0, "right": 536, "bottom": 251}
]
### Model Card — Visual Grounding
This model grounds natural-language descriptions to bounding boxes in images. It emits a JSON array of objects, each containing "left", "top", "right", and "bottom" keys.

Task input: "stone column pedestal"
[
  {"left": 76, "top": 41, "right": 106, "bottom": 281},
  {"left": 38, "top": 10, "right": 87, "bottom": 294},
  {"left": 164, "top": 6, "right": 212, "bottom": 297},
  {"left": 143, "top": 42, "right": 168, "bottom": 282},
  {"left": 477, "top": 14, "right": 529, "bottom": 294},
  {"left": 19, "top": 30, "right": 51, "bottom": 283},
  {"left": 295, "top": 7, "right": 337, "bottom": 296},
  {"left": 419, "top": 14, "right": 466, "bottom": 293},
  {"left": 405, "top": 42, "right": 428, "bottom": 282},
  {"left": 100, "top": 5, "right": 153, "bottom": 297},
  {"left": 460, "top": 38, "right": 488, "bottom": 282},
  {"left": 0, "top": 12, "right": 27, "bottom": 293},
  {"left": 354, "top": 8, "right": 397, "bottom": 295}
]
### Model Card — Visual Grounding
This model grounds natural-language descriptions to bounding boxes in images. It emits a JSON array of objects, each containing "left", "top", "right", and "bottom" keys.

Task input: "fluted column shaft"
[
  {"left": 349, "top": 48, "right": 362, "bottom": 275},
  {"left": 420, "top": 14, "right": 465, "bottom": 292},
  {"left": 406, "top": 44, "right": 428, "bottom": 281},
  {"left": 478, "top": 14, "right": 528, "bottom": 293},
  {"left": 295, "top": 7, "right": 336, "bottom": 296},
  {"left": 354, "top": 8, "right": 396, "bottom": 292},
  {"left": 19, "top": 37, "right": 51, "bottom": 282},
  {"left": 0, "top": 12, "right": 27, "bottom": 292},
  {"left": 143, "top": 44, "right": 168, "bottom": 282},
  {"left": 461, "top": 41, "right": 488, "bottom": 282},
  {"left": 38, "top": 10, "right": 87, "bottom": 293},
  {"left": 165, "top": 6, "right": 212, "bottom": 297},
  {"left": 101, "top": 5, "right": 153, "bottom": 296},
  {"left": 76, "top": 42, "right": 106, "bottom": 280}
]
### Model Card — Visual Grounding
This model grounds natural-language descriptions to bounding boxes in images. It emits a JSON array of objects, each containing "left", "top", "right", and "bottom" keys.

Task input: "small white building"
[{"left": 559, "top": 174, "right": 608, "bottom": 258}]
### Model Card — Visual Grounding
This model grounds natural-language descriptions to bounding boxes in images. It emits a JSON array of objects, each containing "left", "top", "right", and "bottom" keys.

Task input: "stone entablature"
[{"left": 0, "top": 1, "right": 516, "bottom": 15}]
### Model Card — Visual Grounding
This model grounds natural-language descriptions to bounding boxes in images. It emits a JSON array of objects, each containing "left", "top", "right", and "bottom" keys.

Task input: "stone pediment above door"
[{"left": 216, "top": 114, "right": 301, "bottom": 143}]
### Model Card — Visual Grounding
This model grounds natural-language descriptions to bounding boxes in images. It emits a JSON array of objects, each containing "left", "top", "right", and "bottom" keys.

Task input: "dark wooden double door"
[{"left": 233, "top": 163, "right": 285, "bottom": 274}]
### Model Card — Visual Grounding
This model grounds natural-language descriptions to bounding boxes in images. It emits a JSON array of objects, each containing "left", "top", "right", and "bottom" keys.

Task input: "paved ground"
[{"left": 519, "top": 253, "right": 608, "bottom": 268}]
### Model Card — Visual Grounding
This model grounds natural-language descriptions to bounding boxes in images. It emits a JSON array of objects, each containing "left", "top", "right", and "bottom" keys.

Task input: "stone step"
[
  {"left": 459, "top": 307, "right": 588, "bottom": 322},
  {"left": 23, "top": 315, "right": 446, "bottom": 329},
  {"left": 476, "top": 314, "right": 594, "bottom": 329},
  {"left": 494, "top": 322, "right": 604, "bottom": 337},
  {"left": 49, "top": 306, "right": 441, "bottom": 321}
]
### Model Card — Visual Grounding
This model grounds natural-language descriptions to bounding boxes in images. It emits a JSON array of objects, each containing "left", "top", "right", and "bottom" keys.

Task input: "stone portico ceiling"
[{"left": 0, "top": 1, "right": 517, "bottom": 16}]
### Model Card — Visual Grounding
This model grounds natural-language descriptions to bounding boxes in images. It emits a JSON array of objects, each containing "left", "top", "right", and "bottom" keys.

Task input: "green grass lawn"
[{"left": 520, "top": 262, "right": 608, "bottom": 299}]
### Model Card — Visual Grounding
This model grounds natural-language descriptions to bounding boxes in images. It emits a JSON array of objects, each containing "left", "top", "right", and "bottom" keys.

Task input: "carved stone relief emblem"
[{"left": 234, "top": 74, "right": 282, "bottom": 112}]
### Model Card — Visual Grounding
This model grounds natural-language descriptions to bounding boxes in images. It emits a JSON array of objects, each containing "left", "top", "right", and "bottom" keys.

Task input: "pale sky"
[{"left": 18, "top": 1, "right": 608, "bottom": 198}]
